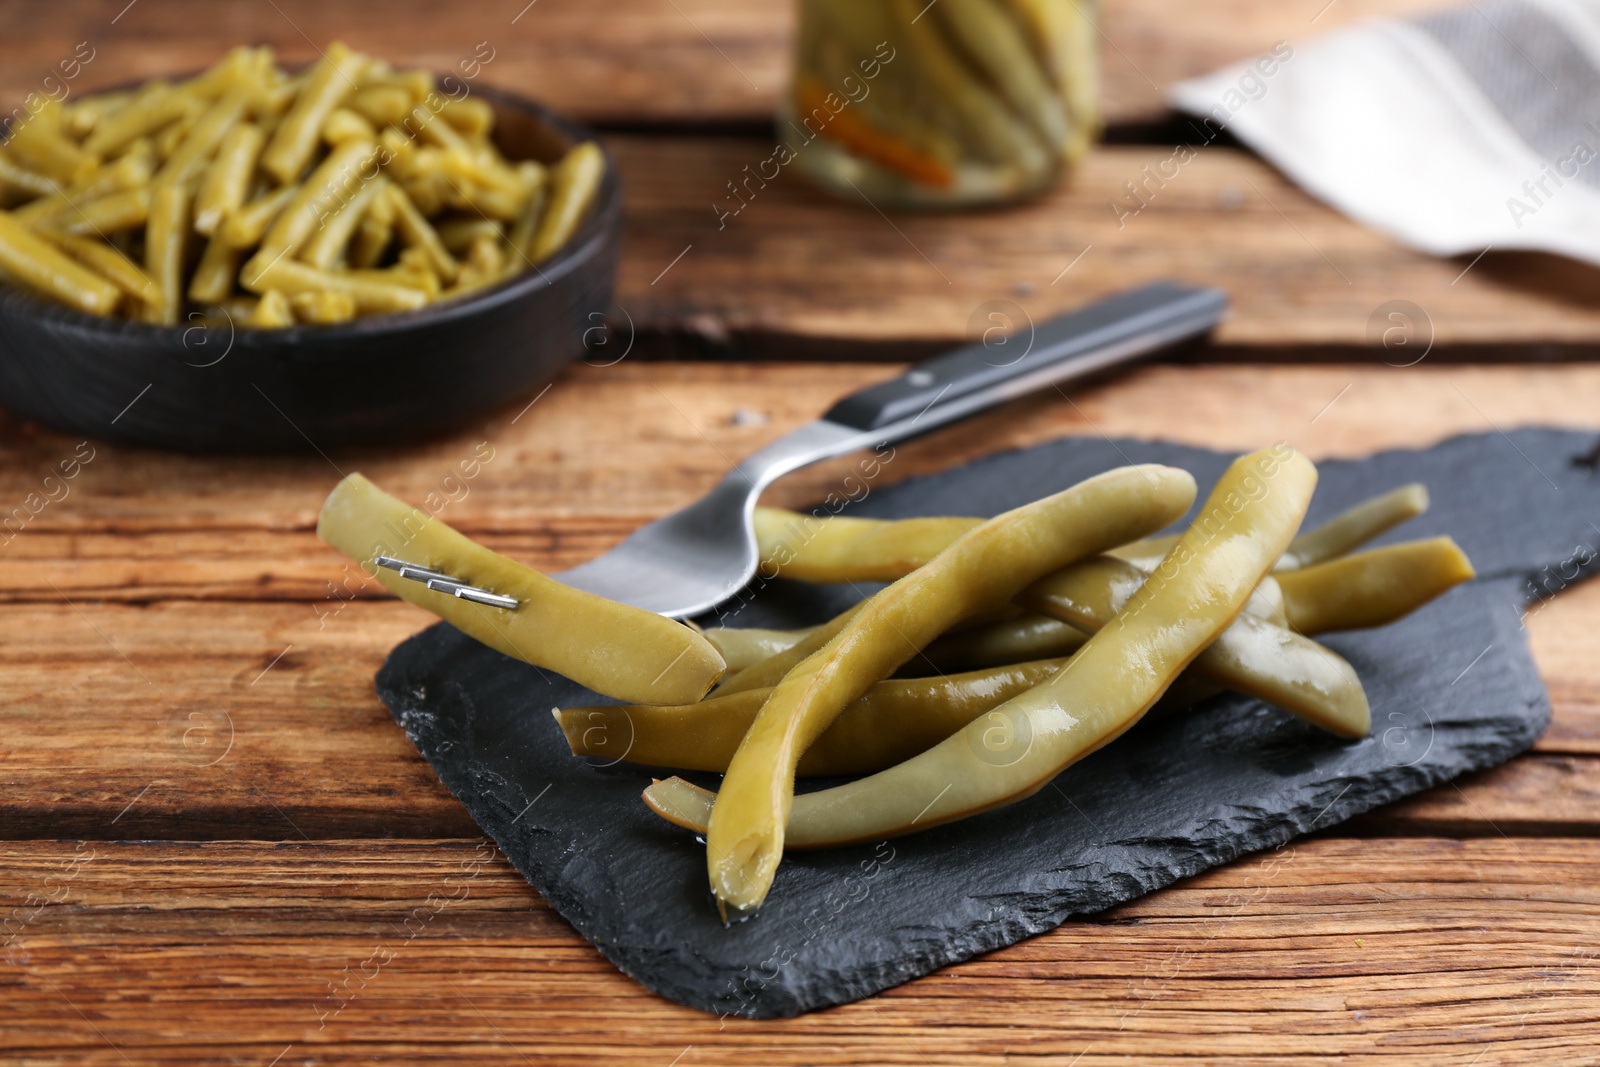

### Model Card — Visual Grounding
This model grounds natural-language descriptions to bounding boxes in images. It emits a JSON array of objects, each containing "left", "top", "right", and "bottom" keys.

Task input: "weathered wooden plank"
[
  {"left": 610, "top": 139, "right": 1600, "bottom": 352},
  {"left": 0, "top": 364, "right": 1596, "bottom": 534},
  {"left": 4, "top": 838, "right": 1600, "bottom": 1063},
  {"left": 0, "top": 594, "right": 1591, "bottom": 839},
  {"left": 0, "top": 600, "right": 475, "bottom": 840},
  {"left": 0, "top": 0, "right": 1451, "bottom": 127},
  {"left": 0, "top": 0, "right": 783, "bottom": 125}
]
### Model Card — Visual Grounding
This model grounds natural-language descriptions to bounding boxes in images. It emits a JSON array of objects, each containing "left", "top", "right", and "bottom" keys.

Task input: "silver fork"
[{"left": 394, "top": 282, "right": 1227, "bottom": 619}]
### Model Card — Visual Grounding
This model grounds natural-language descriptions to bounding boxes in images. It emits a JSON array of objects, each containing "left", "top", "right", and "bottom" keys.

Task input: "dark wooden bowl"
[{"left": 0, "top": 84, "right": 621, "bottom": 453}]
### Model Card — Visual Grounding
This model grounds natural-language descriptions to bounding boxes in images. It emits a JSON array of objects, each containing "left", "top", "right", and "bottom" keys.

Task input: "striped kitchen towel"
[{"left": 1170, "top": 0, "right": 1600, "bottom": 266}]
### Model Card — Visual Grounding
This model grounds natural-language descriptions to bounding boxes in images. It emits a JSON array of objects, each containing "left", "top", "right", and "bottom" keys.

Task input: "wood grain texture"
[
  {"left": 0, "top": 596, "right": 1595, "bottom": 841},
  {"left": 0, "top": 363, "right": 1596, "bottom": 533},
  {"left": 610, "top": 138, "right": 1600, "bottom": 353},
  {"left": 0, "top": 0, "right": 1448, "bottom": 127},
  {"left": 0, "top": 364, "right": 1596, "bottom": 841},
  {"left": 6, "top": 838, "right": 1600, "bottom": 1063}
]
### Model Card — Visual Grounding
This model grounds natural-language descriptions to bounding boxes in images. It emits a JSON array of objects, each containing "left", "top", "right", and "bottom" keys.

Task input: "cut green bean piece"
[
  {"left": 301, "top": 175, "right": 386, "bottom": 270},
  {"left": 40, "top": 229, "right": 159, "bottom": 308},
  {"left": 144, "top": 181, "right": 190, "bottom": 324},
  {"left": 246, "top": 139, "right": 378, "bottom": 267},
  {"left": 528, "top": 142, "right": 603, "bottom": 263},
  {"left": 0, "top": 210, "right": 120, "bottom": 314},
  {"left": 261, "top": 41, "right": 366, "bottom": 183},
  {"left": 194, "top": 122, "right": 263, "bottom": 235}
]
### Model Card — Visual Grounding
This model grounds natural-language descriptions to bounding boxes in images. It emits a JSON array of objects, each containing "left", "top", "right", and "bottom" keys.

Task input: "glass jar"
[{"left": 784, "top": 0, "right": 1098, "bottom": 207}]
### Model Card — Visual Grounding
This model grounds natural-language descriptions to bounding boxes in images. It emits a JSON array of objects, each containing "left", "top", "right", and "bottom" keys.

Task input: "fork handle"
[{"left": 822, "top": 281, "right": 1228, "bottom": 437}]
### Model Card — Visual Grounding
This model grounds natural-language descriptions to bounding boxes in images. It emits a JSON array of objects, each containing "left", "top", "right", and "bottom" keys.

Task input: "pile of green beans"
[
  {"left": 789, "top": 0, "right": 1097, "bottom": 204},
  {"left": 559, "top": 464, "right": 1474, "bottom": 918},
  {"left": 0, "top": 44, "right": 605, "bottom": 326},
  {"left": 315, "top": 453, "right": 1474, "bottom": 920}
]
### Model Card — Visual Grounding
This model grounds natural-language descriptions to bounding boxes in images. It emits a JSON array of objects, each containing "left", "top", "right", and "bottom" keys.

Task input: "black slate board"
[{"left": 375, "top": 429, "right": 1600, "bottom": 1018}]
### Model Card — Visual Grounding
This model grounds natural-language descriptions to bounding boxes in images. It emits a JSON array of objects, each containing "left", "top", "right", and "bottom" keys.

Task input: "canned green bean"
[{"left": 783, "top": 0, "right": 1098, "bottom": 207}]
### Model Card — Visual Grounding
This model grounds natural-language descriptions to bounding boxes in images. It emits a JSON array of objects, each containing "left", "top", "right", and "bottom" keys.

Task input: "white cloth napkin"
[{"left": 1170, "top": 0, "right": 1600, "bottom": 266}]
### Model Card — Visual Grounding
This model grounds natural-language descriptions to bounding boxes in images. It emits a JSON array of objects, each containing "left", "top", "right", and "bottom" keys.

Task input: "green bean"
[
  {"left": 716, "top": 605, "right": 1075, "bottom": 683},
  {"left": 290, "top": 288, "right": 357, "bottom": 324},
  {"left": 0, "top": 152, "right": 58, "bottom": 199},
  {"left": 321, "top": 107, "right": 377, "bottom": 146},
  {"left": 180, "top": 45, "right": 263, "bottom": 102},
  {"left": 1002, "top": 0, "right": 1099, "bottom": 158},
  {"left": 505, "top": 165, "right": 548, "bottom": 267},
  {"left": 711, "top": 602, "right": 865, "bottom": 696},
  {"left": 39, "top": 229, "right": 159, "bottom": 308},
  {"left": 647, "top": 446, "right": 1318, "bottom": 859},
  {"left": 562, "top": 658, "right": 1068, "bottom": 777},
  {"left": 144, "top": 181, "right": 190, "bottom": 324},
  {"left": 349, "top": 188, "right": 395, "bottom": 269},
  {"left": 703, "top": 626, "right": 813, "bottom": 672},
  {"left": 408, "top": 103, "right": 475, "bottom": 157},
  {"left": 55, "top": 185, "right": 151, "bottom": 236},
  {"left": 261, "top": 41, "right": 366, "bottom": 183},
  {"left": 13, "top": 152, "right": 152, "bottom": 225},
  {"left": 301, "top": 174, "right": 386, "bottom": 270},
  {"left": 755, "top": 506, "right": 983, "bottom": 582},
  {"left": 529, "top": 142, "right": 603, "bottom": 263},
  {"left": 194, "top": 122, "right": 263, "bottom": 236},
  {"left": 83, "top": 82, "right": 194, "bottom": 158},
  {"left": 887, "top": 0, "right": 1047, "bottom": 170},
  {"left": 242, "top": 256, "right": 428, "bottom": 314},
  {"left": 247, "top": 139, "right": 378, "bottom": 267},
  {"left": 0, "top": 210, "right": 120, "bottom": 314},
  {"left": 317, "top": 473, "right": 727, "bottom": 705},
  {"left": 7, "top": 106, "right": 98, "bottom": 185},
  {"left": 931, "top": 0, "right": 1069, "bottom": 150},
  {"left": 247, "top": 287, "right": 294, "bottom": 327},
  {"left": 437, "top": 216, "right": 507, "bottom": 255},
  {"left": 368, "top": 69, "right": 435, "bottom": 101},
  {"left": 154, "top": 81, "right": 255, "bottom": 189},
  {"left": 920, "top": 612, "right": 1087, "bottom": 672},
  {"left": 440, "top": 169, "right": 528, "bottom": 222},
  {"left": 1113, "top": 484, "right": 1430, "bottom": 572},
  {"left": 1276, "top": 537, "right": 1475, "bottom": 635},
  {"left": 704, "top": 463, "right": 1197, "bottom": 916},
  {"left": 440, "top": 97, "right": 495, "bottom": 138},
  {"left": 218, "top": 184, "right": 295, "bottom": 249},
  {"left": 348, "top": 84, "right": 413, "bottom": 128},
  {"left": 1278, "top": 484, "right": 1430, "bottom": 570},
  {"left": 187, "top": 235, "right": 242, "bottom": 305},
  {"left": 64, "top": 90, "right": 133, "bottom": 137},
  {"left": 1020, "top": 555, "right": 1367, "bottom": 738},
  {"left": 794, "top": 0, "right": 963, "bottom": 186},
  {"left": 385, "top": 182, "right": 459, "bottom": 282}
]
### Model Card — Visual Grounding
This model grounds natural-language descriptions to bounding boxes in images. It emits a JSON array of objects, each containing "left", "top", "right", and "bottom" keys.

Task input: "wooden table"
[{"left": 6, "top": 3, "right": 1600, "bottom": 1063}]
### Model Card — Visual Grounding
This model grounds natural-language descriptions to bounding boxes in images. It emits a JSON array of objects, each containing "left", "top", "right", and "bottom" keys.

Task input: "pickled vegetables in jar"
[{"left": 784, "top": 0, "right": 1098, "bottom": 207}]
